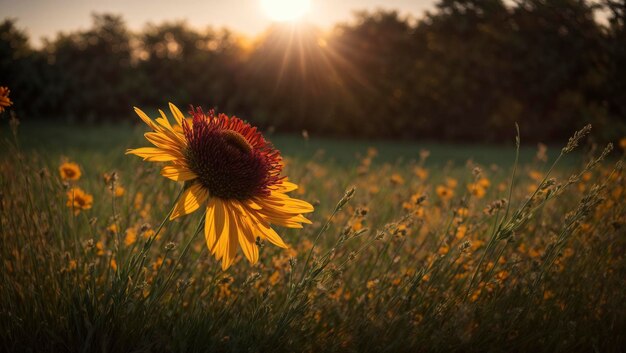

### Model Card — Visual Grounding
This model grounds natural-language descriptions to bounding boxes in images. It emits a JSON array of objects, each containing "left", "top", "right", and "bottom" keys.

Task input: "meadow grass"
[{"left": 1, "top": 120, "right": 624, "bottom": 352}]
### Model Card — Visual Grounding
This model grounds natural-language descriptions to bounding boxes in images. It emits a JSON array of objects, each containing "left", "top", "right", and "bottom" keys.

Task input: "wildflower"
[
  {"left": 95, "top": 241, "right": 105, "bottom": 255},
  {"left": 456, "top": 207, "right": 469, "bottom": 219},
  {"left": 127, "top": 104, "right": 314, "bottom": 270},
  {"left": 103, "top": 172, "right": 118, "bottom": 185},
  {"left": 350, "top": 219, "right": 363, "bottom": 232},
  {"left": 59, "top": 161, "right": 82, "bottom": 181},
  {"left": 477, "top": 177, "right": 490, "bottom": 188},
  {"left": 113, "top": 185, "right": 125, "bottom": 197},
  {"left": 124, "top": 227, "right": 137, "bottom": 246},
  {"left": 455, "top": 225, "right": 467, "bottom": 239},
  {"left": 445, "top": 177, "right": 458, "bottom": 189},
  {"left": 495, "top": 270, "right": 509, "bottom": 282},
  {"left": 107, "top": 224, "right": 118, "bottom": 235},
  {"left": 66, "top": 187, "right": 93, "bottom": 215},
  {"left": 0, "top": 86, "right": 12, "bottom": 112},
  {"left": 269, "top": 271, "right": 281, "bottom": 285},
  {"left": 467, "top": 183, "right": 486, "bottom": 199},
  {"left": 390, "top": 173, "right": 405, "bottom": 186},
  {"left": 620, "top": 137, "right": 626, "bottom": 151},
  {"left": 529, "top": 170, "right": 542, "bottom": 181},
  {"left": 436, "top": 185, "right": 453, "bottom": 201},
  {"left": 152, "top": 256, "right": 165, "bottom": 271},
  {"left": 110, "top": 259, "right": 118, "bottom": 271},
  {"left": 393, "top": 223, "right": 409, "bottom": 236},
  {"left": 143, "top": 228, "right": 156, "bottom": 239},
  {"left": 134, "top": 192, "right": 144, "bottom": 210},
  {"left": 413, "top": 167, "right": 428, "bottom": 180}
]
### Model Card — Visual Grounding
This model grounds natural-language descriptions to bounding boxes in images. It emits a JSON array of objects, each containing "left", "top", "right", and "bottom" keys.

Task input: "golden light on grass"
[
  {"left": 127, "top": 103, "right": 314, "bottom": 270},
  {"left": 261, "top": 0, "right": 310, "bottom": 22}
]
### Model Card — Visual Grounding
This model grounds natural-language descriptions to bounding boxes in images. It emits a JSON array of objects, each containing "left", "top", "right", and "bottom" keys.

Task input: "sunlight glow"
[{"left": 261, "top": 0, "right": 311, "bottom": 22}]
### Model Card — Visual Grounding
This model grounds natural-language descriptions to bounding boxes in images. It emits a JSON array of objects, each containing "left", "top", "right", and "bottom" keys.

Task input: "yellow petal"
[
  {"left": 170, "top": 183, "right": 207, "bottom": 220},
  {"left": 134, "top": 107, "right": 158, "bottom": 130},
  {"left": 255, "top": 194, "right": 314, "bottom": 215},
  {"left": 212, "top": 199, "right": 230, "bottom": 261},
  {"left": 225, "top": 204, "right": 239, "bottom": 270},
  {"left": 169, "top": 102, "right": 185, "bottom": 127},
  {"left": 161, "top": 165, "right": 197, "bottom": 182},
  {"left": 240, "top": 204, "right": 288, "bottom": 248},
  {"left": 126, "top": 147, "right": 179, "bottom": 162},
  {"left": 144, "top": 132, "right": 182, "bottom": 151},
  {"left": 273, "top": 180, "right": 298, "bottom": 193},
  {"left": 235, "top": 208, "right": 259, "bottom": 264},
  {"left": 204, "top": 198, "right": 219, "bottom": 250}
]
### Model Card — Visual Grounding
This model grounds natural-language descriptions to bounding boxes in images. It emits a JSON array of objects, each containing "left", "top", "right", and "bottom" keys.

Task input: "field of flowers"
[{"left": 1, "top": 111, "right": 625, "bottom": 352}]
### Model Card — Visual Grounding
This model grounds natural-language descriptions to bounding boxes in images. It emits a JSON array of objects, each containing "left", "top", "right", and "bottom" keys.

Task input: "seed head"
[{"left": 562, "top": 124, "right": 591, "bottom": 154}]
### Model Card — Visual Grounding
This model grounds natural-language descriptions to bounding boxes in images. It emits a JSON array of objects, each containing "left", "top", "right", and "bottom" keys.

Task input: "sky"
[{"left": 2, "top": 0, "right": 436, "bottom": 46}]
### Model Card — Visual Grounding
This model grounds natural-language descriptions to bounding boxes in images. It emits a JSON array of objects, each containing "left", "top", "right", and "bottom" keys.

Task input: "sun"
[{"left": 261, "top": 0, "right": 311, "bottom": 22}]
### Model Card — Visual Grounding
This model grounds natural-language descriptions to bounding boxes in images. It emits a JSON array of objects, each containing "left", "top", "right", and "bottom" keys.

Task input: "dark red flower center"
[{"left": 183, "top": 107, "right": 283, "bottom": 200}]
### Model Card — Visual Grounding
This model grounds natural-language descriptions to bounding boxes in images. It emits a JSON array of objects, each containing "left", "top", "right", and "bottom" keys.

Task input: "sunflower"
[
  {"left": 59, "top": 161, "right": 82, "bottom": 181},
  {"left": 128, "top": 103, "right": 314, "bottom": 270},
  {"left": 66, "top": 187, "right": 93, "bottom": 215},
  {"left": 0, "top": 86, "right": 12, "bottom": 113}
]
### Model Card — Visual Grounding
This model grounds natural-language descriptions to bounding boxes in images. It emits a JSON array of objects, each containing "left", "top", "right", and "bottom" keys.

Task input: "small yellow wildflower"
[
  {"left": 133, "top": 192, "right": 144, "bottom": 210},
  {"left": 142, "top": 228, "right": 156, "bottom": 239},
  {"left": 59, "top": 162, "right": 82, "bottom": 181},
  {"left": 455, "top": 225, "right": 467, "bottom": 239},
  {"left": 124, "top": 227, "right": 137, "bottom": 246},
  {"left": 107, "top": 224, "right": 118, "bottom": 235},
  {"left": 269, "top": 271, "right": 281, "bottom": 285},
  {"left": 351, "top": 219, "right": 364, "bottom": 232},
  {"left": 110, "top": 259, "right": 118, "bottom": 271},
  {"left": 478, "top": 177, "right": 490, "bottom": 188},
  {"left": 445, "top": 177, "right": 458, "bottom": 189},
  {"left": 467, "top": 183, "right": 486, "bottom": 199},
  {"left": 436, "top": 185, "right": 453, "bottom": 201},
  {"left": 414, "top": 167, "right": 428, "bottom": 180},
  {"left": 66, "top": 187, "right": 93, "bottom": 215},
  {"left": 390, "top": 173, "right": 405, "bottom": 185},
  {"left": 456, "top": 207, "right": 469, "bottom": 218},
  {"left": 529, "top": 170, "right": 542, "bottom": 181},
  {"left": 0, "top": 86, "right": 12, "bottom": 112},
  {"left": 619, "top": 137, "right": 626, "bottom": 151},
  {"left": 95, "top": 241, "right": 105, "bottom": 255},
  {"left": 113, "top": 185, "right": 125, "bottom": 197}
]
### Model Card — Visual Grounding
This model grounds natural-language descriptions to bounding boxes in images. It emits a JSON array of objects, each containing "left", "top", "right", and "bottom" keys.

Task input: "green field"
[
  {"left": 1, "top": 119, "right": 624, "bottom": 352},
  {"left": 7, "top": 120, "right": 576, "bottom": 165}
]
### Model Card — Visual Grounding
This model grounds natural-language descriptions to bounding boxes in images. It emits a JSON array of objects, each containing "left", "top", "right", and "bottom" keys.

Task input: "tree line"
[{"left": 1, "top": 0, "right": 625, "bottom": 142}]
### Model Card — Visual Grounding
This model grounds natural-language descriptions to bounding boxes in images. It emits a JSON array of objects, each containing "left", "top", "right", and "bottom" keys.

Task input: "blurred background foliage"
[{"left": 1, "top": 0, "right": 625, "bottom": 142}]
